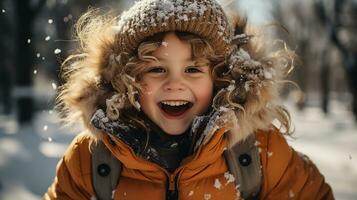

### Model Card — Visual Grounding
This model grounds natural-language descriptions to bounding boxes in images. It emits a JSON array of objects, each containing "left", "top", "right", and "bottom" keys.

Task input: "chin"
[{"left": 162, "top": 126, "right": 188, "bottom": 135}]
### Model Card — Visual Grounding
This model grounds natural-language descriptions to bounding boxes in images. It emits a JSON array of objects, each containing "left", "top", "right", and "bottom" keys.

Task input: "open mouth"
[{"left": 158, "top": 100, "right": 193, "bottom": 117}]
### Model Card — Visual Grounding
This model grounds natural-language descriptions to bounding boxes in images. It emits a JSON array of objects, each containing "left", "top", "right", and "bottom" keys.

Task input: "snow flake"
[
  {"left": 134, "top": 101, "right": 141, "bottom": 110},
  {"left": 213, "top": 178, "right": 222, "bottom": 190},
  {"left": 244, "top": 82, "right": 250, "bottom": 91},
  {"left": 227, "top": 84, "right": 235, "bottom": 92},
  {"left": 2, "top": 9, "right": 5, "bottom": 13},
  {"left": 188, "top": 190, "right": 194, "bottom": 196},
  {"left": 258, "top": 147, "right": 262, "bottom": 153},
  {"left": 36, "top": 53, "right": 41, "bottom": 58},
  {"left": 43, "top": 125, "right": 48, "bottom": 131},
  {"left": 27, "top": 39, "right": 31, "bottom": 44},
  {"left": 288, "top": 190, "right": 295, "bottom": 198},
  {"left": 224, "top": 172, "right": 235, "bottom": 185},
  {"left": 267, "top": 151, "right": 273, "bottom": 157},
  {"left": 254, "top": 140, "right": 261, "bottom": 146},
  {"left": 48, "top": 137, "right": 52, "bottom": 142},
  {"left": 33, "top": 70, "right": 37, "bottom": 75},
  {"left": 170, "top": 142, "right": 178, "bottom": 148},
  {"left": 51, "top": 82, "right": 57, "bottom": 90},
  {"left": 48, "top": 19, "right": 53, "bottom": 24},
  {"left": 203, "top": 193, "right": 211, "bottom": 200},
  {"left": 45, "top": 36, "right": 51, "bottom": 41},
  {"left": 49, "top": 110, "right": 53, "bottom": 114},
  {"left": 162, "top": 41, "right": 168, "bottom": 47},
  {"left": 111, "top": 190, "right": 116, "bottom": 199},
  {"left": 54, "top": 48, "right": 61, "bottom": 54},
  {"left": 42, "top": 57, "right": 45, "bottom": 60}
]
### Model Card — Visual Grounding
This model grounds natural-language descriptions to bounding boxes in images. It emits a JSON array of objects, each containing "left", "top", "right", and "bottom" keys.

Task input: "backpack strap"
[
  {"left": 224, "top": 133, "right": 261, "bottom": 200},
  {"left": 91, "top": 139, "right": 122, "bottom": 200}
]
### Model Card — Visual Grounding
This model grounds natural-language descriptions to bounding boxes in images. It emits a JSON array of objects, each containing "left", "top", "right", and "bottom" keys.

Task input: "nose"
[{"left": 164, "top": 74, "right": 186, "bottom": 91}]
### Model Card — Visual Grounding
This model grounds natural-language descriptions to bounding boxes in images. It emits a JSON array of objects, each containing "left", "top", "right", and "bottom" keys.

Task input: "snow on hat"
[{"left": 112, "top": 0, "right": 234, "bottom": 56}]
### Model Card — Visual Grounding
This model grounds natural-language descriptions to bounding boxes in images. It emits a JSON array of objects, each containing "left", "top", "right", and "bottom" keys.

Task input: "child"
[{"left": 44, "top": 0, "right": 334, "bottom": 199}]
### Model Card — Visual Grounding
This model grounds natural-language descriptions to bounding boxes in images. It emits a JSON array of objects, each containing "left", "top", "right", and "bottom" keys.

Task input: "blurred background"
[{"left": 0, "top": 0, "right": 356, "bottom": 199}]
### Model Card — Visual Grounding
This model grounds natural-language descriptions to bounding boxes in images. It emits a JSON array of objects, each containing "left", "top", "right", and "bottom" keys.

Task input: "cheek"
[{"left": 193, "top": 79, "right": 213, "bottom": 108}]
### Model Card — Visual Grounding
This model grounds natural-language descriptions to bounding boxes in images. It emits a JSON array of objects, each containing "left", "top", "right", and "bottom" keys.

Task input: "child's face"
[{"left": 139, "top": 32, "right": 213, "bottom": 135}]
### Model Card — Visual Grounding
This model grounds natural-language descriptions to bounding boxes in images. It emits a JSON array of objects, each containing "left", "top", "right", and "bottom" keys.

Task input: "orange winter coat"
[{"left": 43, "top": 127, "right": 333, "bottom": 200}]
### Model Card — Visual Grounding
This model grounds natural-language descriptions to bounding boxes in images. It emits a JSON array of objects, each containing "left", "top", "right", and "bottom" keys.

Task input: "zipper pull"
[{"left": 169, "top": 174, "right": 176, "bottom": 191}]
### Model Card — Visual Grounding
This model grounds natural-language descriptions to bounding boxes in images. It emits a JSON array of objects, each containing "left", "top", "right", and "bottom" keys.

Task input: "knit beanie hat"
[{"left": 112, "top": 0, "right": 234, "bottom": 57}]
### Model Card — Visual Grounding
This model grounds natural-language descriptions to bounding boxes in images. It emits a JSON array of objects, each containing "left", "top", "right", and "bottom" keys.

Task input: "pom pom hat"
[{"left": 113, "top": 0, "right": 233, "bottom": 57}]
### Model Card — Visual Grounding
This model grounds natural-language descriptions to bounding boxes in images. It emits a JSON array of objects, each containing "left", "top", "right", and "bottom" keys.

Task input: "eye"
[
  {"left": 185, "top": 66, "right": 202, "bottom": 73},
  {"left": 147, "top": 67, "right": 166, "bottom": 73}
]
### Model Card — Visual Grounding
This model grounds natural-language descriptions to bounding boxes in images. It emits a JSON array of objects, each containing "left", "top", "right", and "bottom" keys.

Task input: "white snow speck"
[
  {"left": 36, "top": 53, "right": 41, "bottom": 58},
  {"left": 54, "top": 48, "right": 61, "bottom": 54},
  {"left": 48, "top": 137, "right": 52, "bottom": 142},
  {"left": 49, "top": 110, "right": 53, "bottom": 114},
  {"left": 43, "top": 125, "right": 48, "bottom": 131},
  {"left": 203, "top": 193, "right": 211, "bottom": 200},
  {"left": 213, "top": 178, "right": 222, "bottom": 190},
  {"left": 162, "top": 41, "right": 168, "bottom": 47},
  {"left": 188, "top": 190, "right": 194, "bottom": 196},
  {"left": 45, "top": 36, "right": 51, "bottom": 41},
  {"left": 51, "top": 82, "right": 57, "bottom": 90},
  {"left": 111, "top": 190, "right": 116, "bottom": 199},
  {"left": 33, "top": 70, "right": 37, "bottom": 75},
  {"left": 254, "top": 141, "right": 261, "bottom": 146},
  {"left": 48, "top": 19, "right": 53, "bottom": 24},
  {"left": 267, "top": 151, "right": 273, "bottom": 157},
  {"left": 27, "top": 39, "right": 31, "bottom": 44},
  {"left": 227, "top": 84, "right": 235, "bottom": 91},
  {"left": 288, "top": 190, "right": 295, "bottom": 198},
  {"left": 224, "top": 172, "right": 235, "bottom": 185},
  {"left": 42, "top": 57, "right": 45, "bottom": 60},
  {"left": 1, "top": 9, "right": 5, "bottom": 13}
]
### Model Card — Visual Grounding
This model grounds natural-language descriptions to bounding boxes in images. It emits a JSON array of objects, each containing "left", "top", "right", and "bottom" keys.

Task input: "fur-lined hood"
[{"left": 56, "top": 3, "right": 294, "bottom": 147}]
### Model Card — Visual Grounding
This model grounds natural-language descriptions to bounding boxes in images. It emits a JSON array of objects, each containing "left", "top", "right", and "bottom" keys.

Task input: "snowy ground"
[{"left": 0, "top": 101, "right": 356, "bottom": 200}]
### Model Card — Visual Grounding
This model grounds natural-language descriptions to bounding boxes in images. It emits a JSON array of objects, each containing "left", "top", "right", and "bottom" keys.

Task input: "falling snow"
[
  {"left": 2, "top": 9, "right": 5, "bottom": 13},
  {"left": 33, "top": 70, "right": 37, "bottom": 75},
  {"left": 48, "top": 137, "right": 52, "bottom": 142},
  {"left": 52, "top": 83, "right": 57, "bottom": 90},
  {"left": 45, "top": 36, "right": 51, "bottom": 41},
  {"left": 36, "top": 53, "right": 41, "bottom": 58},
  {"left": 54, "top": 49, "right": 61, "bottom": 54},
  {"left": 48, "top": 19, "right": 53, "bottom": 24},
  {"left": 27, "top": 39, "right": 31, "bottom": 44},
  {"left": 43, "top": 125, "right": 48, "bottom": 131},
  {"left": 267, "top": 151, "right": 273, "bottom": 157},
  {"left": 188, "top": 190, "right": 194, "bottom": 196}
]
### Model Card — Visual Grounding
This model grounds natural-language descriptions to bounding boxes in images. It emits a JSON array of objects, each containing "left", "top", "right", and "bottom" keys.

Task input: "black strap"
[
  {"left": 91, "top": 140, "right": 122, "bottom": 200},
  {"left": 224, "top": 134, "right": 262, "bottom": 199}
]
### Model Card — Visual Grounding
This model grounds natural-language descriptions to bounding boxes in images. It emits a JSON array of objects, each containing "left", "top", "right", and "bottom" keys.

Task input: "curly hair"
[{"left": 55, "top": 9, "right": 295, "bottom": 141}]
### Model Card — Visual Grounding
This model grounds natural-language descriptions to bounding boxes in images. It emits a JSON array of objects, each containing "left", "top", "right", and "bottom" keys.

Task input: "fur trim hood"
[{"left": 56, "top": 1, "right": 294, "bottom": 146}]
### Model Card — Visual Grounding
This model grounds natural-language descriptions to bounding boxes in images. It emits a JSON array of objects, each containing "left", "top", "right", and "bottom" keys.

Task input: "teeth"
[{"left": 161, "top": 101, "right": 189, "bottom": 106}]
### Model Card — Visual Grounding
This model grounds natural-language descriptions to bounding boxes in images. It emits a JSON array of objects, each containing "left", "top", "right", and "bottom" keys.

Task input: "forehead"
[{"left": 152, "top": 32, "right": 193, "bottom": 62}]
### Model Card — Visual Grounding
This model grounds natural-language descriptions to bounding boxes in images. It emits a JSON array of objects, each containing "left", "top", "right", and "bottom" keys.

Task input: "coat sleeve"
[
  {"left": 43, "top": 132, "right": 96, "bottom": 200},
  {"left": 256, "top": 128, "right": 334, "bottom": 200}
]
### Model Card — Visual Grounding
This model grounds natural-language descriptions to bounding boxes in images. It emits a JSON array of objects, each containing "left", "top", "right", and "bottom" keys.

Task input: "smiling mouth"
[{"left": 158, "top": 100, "right": 193, "bottom": 117}]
